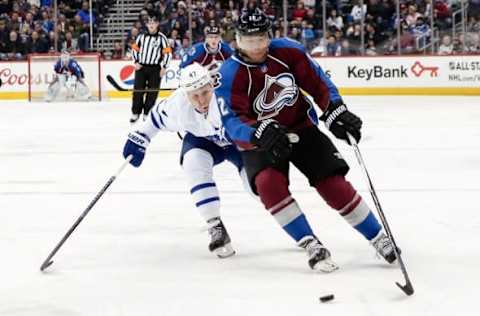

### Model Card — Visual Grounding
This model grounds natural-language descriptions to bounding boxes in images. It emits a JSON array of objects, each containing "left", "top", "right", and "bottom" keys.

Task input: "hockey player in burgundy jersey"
[
  {"left": 180, "top": 25, "right": 233, "bottom": 87},
  {"left": 216, "top": 8, "right": 397, "bottom": 271}
]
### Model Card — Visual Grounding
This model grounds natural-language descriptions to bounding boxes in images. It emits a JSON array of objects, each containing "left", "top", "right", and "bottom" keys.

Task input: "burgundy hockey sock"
[
  {"left": 315, "top": 175, "right": 381, "bottom": 240},
  {"left": 255, "top": 168, "right": 314, "bottom": 241}
]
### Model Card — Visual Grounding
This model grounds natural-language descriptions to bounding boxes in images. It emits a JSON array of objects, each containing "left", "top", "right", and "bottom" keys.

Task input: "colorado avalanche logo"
[{"left": 253, "top": 73, "right": 299, "bottom": 119}]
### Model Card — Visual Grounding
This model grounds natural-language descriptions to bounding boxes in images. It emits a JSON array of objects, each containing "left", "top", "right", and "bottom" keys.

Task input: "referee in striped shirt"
[{"left": 130, "top": 15, "right": 172, "bottom": 123}]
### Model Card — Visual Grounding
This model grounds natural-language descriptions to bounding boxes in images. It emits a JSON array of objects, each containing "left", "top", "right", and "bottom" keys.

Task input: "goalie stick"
[
  {"left": 347, "top": 133, "right": 414, "bottom": 296},
  {"left": 40, "top": 156, "right": 132, "bottom": 272},
  {"left": 107, "top": 75, "right": 171, "bottom": 93}
]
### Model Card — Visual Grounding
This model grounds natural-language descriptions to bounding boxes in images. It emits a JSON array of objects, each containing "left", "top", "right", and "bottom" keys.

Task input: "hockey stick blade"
[
  {"left": 396, "top": 281, "right": 414, "bottom": 296},
  {"left": 106, "top": 75, "right": 129, "bottom": 91},
  {"left": 40, "top": 260, "right": 54, "bottom": 272},
  {"left": 106, "top": 75, "right": 168, "bottom": 93}
]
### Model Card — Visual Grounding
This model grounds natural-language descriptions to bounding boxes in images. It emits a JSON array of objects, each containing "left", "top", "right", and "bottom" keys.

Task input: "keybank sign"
[{"left": 347, "top": 65, "right": 409, "bottom": 80}]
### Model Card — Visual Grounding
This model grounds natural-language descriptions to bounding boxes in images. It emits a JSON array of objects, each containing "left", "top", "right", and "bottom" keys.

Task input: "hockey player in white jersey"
[
  {"left": 45, "top": 52, "right": 92, "bottom": 102},
  {"left": 122, "top": 62, "right": 242, "bottom": 258}
]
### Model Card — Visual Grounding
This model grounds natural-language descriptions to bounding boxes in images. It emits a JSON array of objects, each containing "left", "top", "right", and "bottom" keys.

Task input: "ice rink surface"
[{"left": 1, "top": 96, "right": 479, "bottom": 316}]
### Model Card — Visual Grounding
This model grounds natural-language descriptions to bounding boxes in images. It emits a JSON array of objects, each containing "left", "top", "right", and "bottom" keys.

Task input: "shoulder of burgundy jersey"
[
  {"left": 217, "top": 57, "right": 242, "bottom": 95},
  {"left": 269, "top": 37, "right": 307, "bottom": 54},
  {"left": 193, "top": 42, "right": 207, "bottom": 54},
  {"left": 220, "top": 42, "right": 234, "bottom": 56},
  {"left": 180, "top": 42, "right": 206, "bottom": 68}
]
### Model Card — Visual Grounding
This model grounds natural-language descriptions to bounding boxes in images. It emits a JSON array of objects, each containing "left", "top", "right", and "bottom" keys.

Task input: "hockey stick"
[
  {"left": 106, "top": 75, "right": 168, "bottom": 93},
  {"left": 40, "top": 155, "right": 133, "bottom": 272},
  {"left": 347, "top": 133, "right": 414, "bottom": 296}
]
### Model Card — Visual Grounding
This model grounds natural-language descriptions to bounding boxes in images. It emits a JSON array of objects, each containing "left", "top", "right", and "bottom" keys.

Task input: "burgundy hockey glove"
[
  {"left": 320, "top": 100, "right": 362, "bottom": 144},
  {"left": 251, "top": 119, "right": 292, "bottom": 164}
]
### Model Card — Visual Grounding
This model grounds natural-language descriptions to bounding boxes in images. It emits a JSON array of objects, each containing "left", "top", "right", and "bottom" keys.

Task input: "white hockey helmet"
[{"left": 179, "top": 62, "right": 212, "bottom": 92}]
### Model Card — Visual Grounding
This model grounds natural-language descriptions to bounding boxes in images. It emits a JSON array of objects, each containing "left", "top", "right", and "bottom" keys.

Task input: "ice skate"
[
  {"left": 371, "top": 231, "right": 398, "bottom": 264},
  {"left": 298, "top": 236, "right": 339, "bottom": 272},
  {"left": 207, "top": 217, "right": 235, "bottom": 258}
]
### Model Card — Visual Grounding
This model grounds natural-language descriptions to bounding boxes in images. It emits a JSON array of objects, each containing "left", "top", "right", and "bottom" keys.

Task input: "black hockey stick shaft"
[
  {"left": 347, "top": 134, "right": 414, "bottom": 296},
  {"left": 106, "top": 75, "right": 167, "bottom": 93},
  {"left": 40, "top": 156, "right": 132, "bottom": 272}
]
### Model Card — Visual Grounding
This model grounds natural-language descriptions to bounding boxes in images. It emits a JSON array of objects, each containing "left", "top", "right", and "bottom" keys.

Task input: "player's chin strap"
[{"left": 347, "top": 133, "right": 414, "bottom": 296}]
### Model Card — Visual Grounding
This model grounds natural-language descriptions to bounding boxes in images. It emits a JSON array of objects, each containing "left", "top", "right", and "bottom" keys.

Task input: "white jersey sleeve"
[{"left": 134, "top": 89, "right": 231, "bottom": 147}]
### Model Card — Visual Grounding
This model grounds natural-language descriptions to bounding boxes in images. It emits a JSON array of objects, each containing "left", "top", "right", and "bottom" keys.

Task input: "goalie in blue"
[{"left": 45, "top": 52, "right": 92, "bottom": 101}]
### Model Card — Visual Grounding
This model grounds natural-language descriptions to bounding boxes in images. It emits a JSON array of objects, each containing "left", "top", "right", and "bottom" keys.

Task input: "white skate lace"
[
  {"left": 373, "top": 234, "right": 393, "bottom": 259},
  {"left": 208, "top": 225, "right": 224, "bottom": 242},
  {"left": 305, "top": 239, "right": 327, "bottom": 260}
]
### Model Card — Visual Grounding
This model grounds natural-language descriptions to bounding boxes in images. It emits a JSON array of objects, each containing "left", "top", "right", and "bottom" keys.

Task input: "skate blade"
[
  {"left": 313, "top": 258, "right": 339, "bottom": 273},
  {"left": 213, "top": 243, "right": 236, "bottom": 259}
]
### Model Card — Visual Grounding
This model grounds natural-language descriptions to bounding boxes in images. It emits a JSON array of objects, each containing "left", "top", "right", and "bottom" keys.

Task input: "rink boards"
[{"left": 0, "top": 55, "right": 479, "bottom": 100}]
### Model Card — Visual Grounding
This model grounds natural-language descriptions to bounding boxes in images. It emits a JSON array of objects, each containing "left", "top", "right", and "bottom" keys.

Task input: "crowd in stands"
[
  {"left": 0, "top": 0, "right": 114, "bottom": 60},
  {"left": 0, "top": 0, "right": 479, "bottom": 61},
  {"left": 124, "top": 0, "right": 479, "bottom": 60}
]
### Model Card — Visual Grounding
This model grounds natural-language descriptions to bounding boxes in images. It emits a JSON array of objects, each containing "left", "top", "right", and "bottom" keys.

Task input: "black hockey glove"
[
  {"left": 320, "top": 100, "right": 362, "bottom": 144},
  {"left": 251, "top": 119, "right": 292, "bottom": 164}
]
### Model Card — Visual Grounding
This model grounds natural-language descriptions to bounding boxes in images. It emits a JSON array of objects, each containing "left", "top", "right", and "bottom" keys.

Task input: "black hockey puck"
[{"left": 319, "top": 294, "right": 334, "bottom": 303}]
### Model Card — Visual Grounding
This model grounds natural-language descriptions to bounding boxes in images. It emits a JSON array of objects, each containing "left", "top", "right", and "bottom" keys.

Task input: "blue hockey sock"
[
  {"left": 269, "top": 197, "right": 315, "bottom": 242},
  {"left": 342, "top": 198, "right": 381, "bottom": 240}
]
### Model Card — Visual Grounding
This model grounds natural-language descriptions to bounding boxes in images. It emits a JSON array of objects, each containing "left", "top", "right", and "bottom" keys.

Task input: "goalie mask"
[{"left": 60, "top": 51, "right": 70, "bottom": 65}]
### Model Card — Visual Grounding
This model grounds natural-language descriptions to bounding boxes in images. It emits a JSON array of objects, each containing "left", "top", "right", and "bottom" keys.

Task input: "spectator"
[
  {"left": 434, "top": 0, "right": 452, "bottom": 30},
  {"left": 169, "top": 28, "right": 182, "bottom": 58},
  {"left": 111, "top": 40, "right": 123, "bottom": 59},
  {"left": 1, "top": 31, "right": 26, "bottom": 60},
  {"left": 19, "top": 12, "right": 35, "bottom": 35},
  {"left": 411, "top": 16, "right": 430, "bottom": 48},
  {"left": 27, "top": 30, "right": 48, "bottom": 53},
  {"left": 326, "top": 34, "right": 341, "bottom": 56},
  {"left": 221, "top": 14, "right": 235, "bottom": 43},
  {"left": 350, "top": 0, "right": 367, "bottom": 23},
  {"left": 10, "top": 12, "right": 21, "bottom": 32},
  {"left": 438, "top": 34, "right": 454, "bottom": 55},
  {"left": 176, "top": 37, "right": 190, "bottom": 58},
  {"left": 77, "top": 1, "right": 95, "bottom": 25},
  {"left": 57, "top": 14, "right": 68, "bottom": 33},
  {"left": 0, "top": 18, "right": 10, "bottom": 53},
  {"left": 292, "top": 1, "right": 308, "bottom": 21},
  {"left": 327, "top": 9, "right": 344, "bottom": 31},
  {"left": 465, "top": 33, "right": 480, "bottom": 53},
  {"left": 405, "top": 5, "right": 422, "bottom": 26},
  {"left": 41, "top": 10, "right": 54, "bottom": 34},
  {"left": 365, "top": 39, "right": 378, "bottom": 55},
  {"left": 467, "top": 16, "right": 480, "bottom": 33},
  {"left": 46, "top": 30, "right": 58, "bottom": 52},
  {"left": 61, "top": 31, "right": 78, "bottom": 52},
  {"left": 340, "top": 38, "right": 358, "bottom": 56},
  {"left": 347, "top": 23, "right": 362, "bottom": 50},
  {"left": 0, "top": 0, "right": 10, "bottom": 16},
  {"left": 300, "top": 21, "right": 315, "bottom": 49},
  {"left": 310, "top": 38, "right": 326, "bottom": 57}
]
